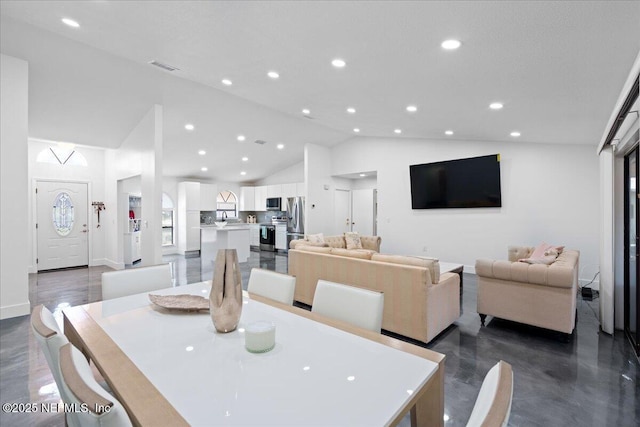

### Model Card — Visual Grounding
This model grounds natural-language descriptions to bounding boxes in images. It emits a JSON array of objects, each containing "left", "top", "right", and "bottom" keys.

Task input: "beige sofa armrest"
[
  {"left": 507, "top": 245, "right": 534, "bottom": 262},
  {"left": 360, "top": 236, "right": 381, "bottom": 252},
  {"left": 289, "top": 239, "right": 304, "bottom": 250}
]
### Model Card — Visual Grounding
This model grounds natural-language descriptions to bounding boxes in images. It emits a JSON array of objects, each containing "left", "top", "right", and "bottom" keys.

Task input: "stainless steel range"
[{"left": 260, "top": 217, "right": 287, "bottom": 252}]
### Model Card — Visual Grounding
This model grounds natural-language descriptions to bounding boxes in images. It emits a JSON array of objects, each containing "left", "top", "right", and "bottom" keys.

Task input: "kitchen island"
[{"left": 200, "top": 225, "right": 251, "bottom": 263}]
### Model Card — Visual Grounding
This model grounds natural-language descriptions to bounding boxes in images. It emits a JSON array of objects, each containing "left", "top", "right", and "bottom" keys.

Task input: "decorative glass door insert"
[{"left": 52, "top": 192, "right": 74, "bottom": 236}]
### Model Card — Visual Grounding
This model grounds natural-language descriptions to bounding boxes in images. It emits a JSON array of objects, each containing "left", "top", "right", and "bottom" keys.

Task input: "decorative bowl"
[{"left": 214, "top": 221, "right": 227, "bottom": 228}]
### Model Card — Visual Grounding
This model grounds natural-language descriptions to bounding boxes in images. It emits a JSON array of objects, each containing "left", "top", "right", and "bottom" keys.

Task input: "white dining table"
[{"left": 63, "top": 281, "right": 445, "bottom": 427}]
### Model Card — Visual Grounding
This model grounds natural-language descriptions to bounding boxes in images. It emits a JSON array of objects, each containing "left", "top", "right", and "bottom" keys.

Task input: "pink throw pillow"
[{"left": 530, "top": 242, "right": 564, "bottom": 259}]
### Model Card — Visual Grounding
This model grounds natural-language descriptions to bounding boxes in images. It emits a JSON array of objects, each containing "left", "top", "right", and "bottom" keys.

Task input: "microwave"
[{"left": 266, "top": 197, "right": 281, "bottom": 211}]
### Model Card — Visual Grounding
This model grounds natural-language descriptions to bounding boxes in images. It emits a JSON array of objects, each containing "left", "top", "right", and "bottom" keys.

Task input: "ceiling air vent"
[
  {"left": 254, "top": 139, "right": 267, "bottom": 145},
  {"left": 148, "top": 60, "right": 180, "bottom": 72}
]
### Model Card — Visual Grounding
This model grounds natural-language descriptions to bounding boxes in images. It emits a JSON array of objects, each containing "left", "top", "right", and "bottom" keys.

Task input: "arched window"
[
  {"left": 37, "top": 146, "right": 88, "bottom": 166},
  {"left": 162, "top": 193, "right": 174, "bottom": 246},
  {"left": 216, "top": 190, "right": 237, "bottom": 220}
]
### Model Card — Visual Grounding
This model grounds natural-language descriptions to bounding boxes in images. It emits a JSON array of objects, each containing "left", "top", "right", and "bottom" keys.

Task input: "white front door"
[
  {"left": 352, "top": 189, "right": 375, "bottom": 235},
  {"left": 334, "top": 189, "right": 352, "bottom": 234},
  {"left": 36, "top": 181, "right": 89, "bottom": 271}
]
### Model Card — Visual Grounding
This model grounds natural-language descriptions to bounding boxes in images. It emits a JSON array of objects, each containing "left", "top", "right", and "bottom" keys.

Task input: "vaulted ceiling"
[{"left": 1, "top": 1, "right": 639, "bottom": 181}]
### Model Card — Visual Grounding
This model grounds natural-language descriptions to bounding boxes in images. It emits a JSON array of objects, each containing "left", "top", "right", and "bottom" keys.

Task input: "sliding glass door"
[{"left": 624, "top": 146, "right": 639, "bottom": 357}]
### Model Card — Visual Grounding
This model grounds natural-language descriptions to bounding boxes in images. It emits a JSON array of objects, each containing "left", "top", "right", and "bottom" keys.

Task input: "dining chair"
[
  {"left": 466, "top": 360, "right": 514, "bottom": 427},
  {"left": 311, "top": 280, "right": 384, "bottom": 332},
  {"left": 247, "top": 268, "right": 296, "bottom": 305},
  {"left": 101, "top": 263, "right": 172, "bottom": 300},
  {"left": 59, "top": 343, "right": 133, "bottom": 427},
  {"left": 31, "top": 304, "right": 71, "bottom": 402}
]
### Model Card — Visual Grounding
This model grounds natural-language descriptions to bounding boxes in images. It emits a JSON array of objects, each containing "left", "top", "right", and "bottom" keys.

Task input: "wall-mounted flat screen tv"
[{"left": 410, "top": 154, "right": 502, "bottom": 209}]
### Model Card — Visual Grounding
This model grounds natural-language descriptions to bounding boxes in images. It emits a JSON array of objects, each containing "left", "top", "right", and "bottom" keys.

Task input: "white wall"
[
  {"left": 1, "top": 54, "right": 30, "bottom": 319},
  {"left": 28, "top": 140, "right": 107, "bottom": 271},
  {"left": 331, "top": 136, "right": 600, "bottom": 283},
  {"left": 256, "top": 161, "right": 304, "bottom": 185},
  {"left": 305, "top": 144, "right": 344, "bottom": 235},
  {"left": 104, "top": 105, "right": 163, "bottom": 268}
]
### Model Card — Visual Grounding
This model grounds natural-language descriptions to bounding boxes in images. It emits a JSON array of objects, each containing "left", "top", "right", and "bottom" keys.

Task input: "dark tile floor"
[{"left": 1, "top": 250, "right": 638, "bottom": 426}]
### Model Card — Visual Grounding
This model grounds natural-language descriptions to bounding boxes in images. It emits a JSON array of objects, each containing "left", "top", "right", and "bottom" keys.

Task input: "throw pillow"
[
  {"left": 344, "top": 232, "right": 363, "bottom": 250},
  {"left": 531, "top": 242, "right": 565, "bottom": 258},
  {"left": 306, "top": 233, "right": 325, "bottom": 244}
]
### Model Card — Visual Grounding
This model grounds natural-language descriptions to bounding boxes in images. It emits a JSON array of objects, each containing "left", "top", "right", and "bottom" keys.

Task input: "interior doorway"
[
  {"left": 36, "top": 181, "right": 89, "bottom": 271},
  {"left": 624, "top": 147, "right": 639, "bottom": 357}
]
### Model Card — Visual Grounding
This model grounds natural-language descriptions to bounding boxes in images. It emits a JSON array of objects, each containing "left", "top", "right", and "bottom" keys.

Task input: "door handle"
[{"left": 82, "top": 230, "right": 88, "bottom": 233}]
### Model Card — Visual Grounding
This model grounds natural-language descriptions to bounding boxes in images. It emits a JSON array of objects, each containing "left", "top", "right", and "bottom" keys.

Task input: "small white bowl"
[{"left": 214, "top": 221, "right": 227, "bottom": 228}]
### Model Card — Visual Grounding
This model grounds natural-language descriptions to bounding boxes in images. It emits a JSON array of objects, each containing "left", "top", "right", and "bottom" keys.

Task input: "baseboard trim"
[
  {"left": 103, "top": 259, "right": 125, "bottom": 271},
  {"left": 1, "top": 302, "right": 31, "bottom": 320}
]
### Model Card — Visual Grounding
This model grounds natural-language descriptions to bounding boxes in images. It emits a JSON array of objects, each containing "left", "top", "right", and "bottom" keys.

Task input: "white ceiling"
[{"left": 1, "top": 1, "right": 639, "bottom": 182}]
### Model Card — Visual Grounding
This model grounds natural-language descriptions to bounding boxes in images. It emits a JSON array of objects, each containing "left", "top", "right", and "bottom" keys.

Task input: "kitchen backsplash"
[{"left": 201, "top": 211, "right": 285, "bottom": 224}]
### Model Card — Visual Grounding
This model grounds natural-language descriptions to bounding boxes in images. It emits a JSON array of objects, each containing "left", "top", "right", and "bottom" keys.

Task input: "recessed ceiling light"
[
  {"left": 62, "top": 18, "right": 80, "bottom": 28},
  {"left": 267, "top": 71, "right": 280, "bottom": 79},
  {"left": 201, "top": 167, "right": 208, "bottom": 172},
  {"left": 185, "top": 123, "right": 195, "bottom": 131},
  {"left": 276, "top": 143, "right": 285, "bottom": 150},
  {"left": 406, "top": 105, "right": 418, "bottom": 113},
  {"left": 237, "top": 135, "right": 246, "bottom": 142},
  {"left": 302, "top": 108, "right": 311, "bottom": 115},
  {"left": 241, "top": 157, "right": 249, "bottom": 162},
  {"left": 240, "top": 171, "right": 247, "bottom": 176},
  {"left": 441, "top": 39, "right": 461, "bottom": 50},
  {"left": 353, "top": 128, "right": 360, "bottom": 133},
  {"left": 359, "top": 173, "right": 366, "bottom": 177},
  {"left": 331, "top": 58, "right": 346, "bottom": 68},
  {"left": 445, "top": 130, "right": 454, "bottom": 136},
  {"left": 221, "top": 79, "right": 233, "bottom": 86},
  {"left": 198, "top": 150, "right": 206, "bottom": 155},
  {"left": 489, "top": 102, "right": 504, "bottom": 110},
  {"left": 394, "top": 129, "right": 402, "bottom": 134},
  {"left": 346, "top": 107, "right": 356, "bottom": 114},
  {"left": 510, "top": 131, "right": 521, "bottom": 137}
]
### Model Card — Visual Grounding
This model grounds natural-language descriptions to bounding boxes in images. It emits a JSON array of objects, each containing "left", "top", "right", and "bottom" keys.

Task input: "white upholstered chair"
[
  {"left": 101, "top": 263, "right": 172, "bottom": 300},
  {"left": 31, "top": 305, "right": 71, "bottom": 402},
  {"left": 311, "top": 280, "right": 384, "bottom": 332},
  {"left": 59, "top": 343, "right": 132, "bottom": 427},
  {"left": 247, "top": 268, "right": 296, "bottom": 305},
  {"left": 466, "top": 360, "right": 514, "bottom": 427}
]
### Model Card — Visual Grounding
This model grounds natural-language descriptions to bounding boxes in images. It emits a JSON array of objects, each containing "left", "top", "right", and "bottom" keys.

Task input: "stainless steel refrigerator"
[{"left": 286, "top": 196, "right": 305, "bottom": 251}]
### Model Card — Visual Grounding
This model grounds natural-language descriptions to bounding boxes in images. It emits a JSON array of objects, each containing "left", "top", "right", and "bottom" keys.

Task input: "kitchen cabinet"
[
  {"left": 254, "top": 186, "right": 267, "bottom": 211},
  {"left": 239, "top": 186, "right": 255, "bottom": 211},
  {"left": 200, "top": 183, "right": 218, "bottom": 211},
  {"left": 178, "top": 182, "right": 202, "bottom": 254},
  {"left": 282, "top": 183, "right": 297, "bottom": 199},
  {"left": 275, "top": 224, "right": 287, "bottom": 250},
  {"left": 267, "top": 184, "right": 282, "bottom": 198},
  {"left": 179, "top": 182, "right": 200, "bottom": 211},
  {"left": 124, "top": 231, "right": 141, "bottom": 265},
  {"left": 249, "top": 224, "right": 260, "bottom": 247}
]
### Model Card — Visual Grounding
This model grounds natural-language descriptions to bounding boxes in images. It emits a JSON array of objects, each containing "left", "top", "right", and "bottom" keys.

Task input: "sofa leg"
[{"left": 479, "top": 314, "right": 486, "bottom": 326}]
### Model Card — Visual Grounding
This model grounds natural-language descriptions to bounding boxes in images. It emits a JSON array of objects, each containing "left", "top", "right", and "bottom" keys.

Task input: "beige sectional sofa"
[
  {"left": 475, "top": 246, "right": 580, "bottom": 337},
  {"left": 290, "top": 234, "right": 382, "bottom": 252},
  {"left": 288, "top": 246, "right": 460, "bottom": 343}
]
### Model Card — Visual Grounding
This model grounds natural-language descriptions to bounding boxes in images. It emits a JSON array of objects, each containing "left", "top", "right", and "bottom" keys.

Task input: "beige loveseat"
[
  {"left": 475, "top": 246, "right": 580, "bottom": 336},
  {"left": 290, "top": 234, "right": 382, "bottom": 252},
  {"left": 288, "top": 247, "right": 460, "bottom": 343}
]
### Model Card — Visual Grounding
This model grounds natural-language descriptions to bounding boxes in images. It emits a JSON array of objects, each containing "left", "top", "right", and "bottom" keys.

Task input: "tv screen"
[{"left": 410, "top": 154, "right": 502, "bottom": 209}]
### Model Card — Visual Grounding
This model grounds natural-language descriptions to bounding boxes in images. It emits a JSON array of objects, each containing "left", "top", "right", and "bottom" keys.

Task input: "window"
[
  {"left": 216, "top": 190, "right": 238, "bottom": 220},
  {"left": 52, "top": 192, "right": 74, "bottom": 236},
  {"left": 162, "top": 193, "right": 174, "bottom": 246}
]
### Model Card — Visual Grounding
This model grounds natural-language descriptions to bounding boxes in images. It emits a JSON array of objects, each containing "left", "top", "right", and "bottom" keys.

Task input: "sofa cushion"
[
  {"left": 330, "top": 248, "right": 375, "bottom": 259},
  {"left": 296, "top": 245, "right": 332, "bottom": 254},
  {"left": 300, "top": 241, "right": 330, "bottom": 248},
  {"left": 371, "top": 254, "right": 440, "bottom": 284},
  {"left": 306, "top": 233, "right": 325, "bottom": 244},
  {"left": 323, "top": 235, "right": 347, "bottom": 249},
  {"left": 344, "top": 232, "right": 363, "bottom": 250}
]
